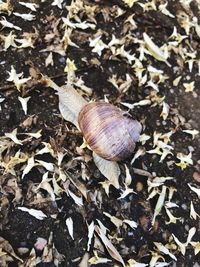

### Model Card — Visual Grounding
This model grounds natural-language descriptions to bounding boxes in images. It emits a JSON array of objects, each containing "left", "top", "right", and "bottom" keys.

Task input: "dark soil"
[{"left": 0, "top": 1, "right": 200, "bottom": 267}]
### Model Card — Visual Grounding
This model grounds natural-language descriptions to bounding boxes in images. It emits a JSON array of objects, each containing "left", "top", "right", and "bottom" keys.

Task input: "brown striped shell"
[{"left": 78, "top": 102, "right": 142, "bottom": 161}]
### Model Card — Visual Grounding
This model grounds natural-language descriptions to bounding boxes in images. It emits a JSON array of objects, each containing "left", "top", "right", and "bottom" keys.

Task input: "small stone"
[
  {"left": 34, "top": 237, "right": 47, "bottom": 251},
  {"left": 193, "top": 171, "right": 200, "bottom": 183},
  {"left": 17, "top": 247, "right": 29, "bottom": 255},
  {"left": 181, "top": 203, "right": 187, "bottom": 210},
  {"left": 136, "top": 182, "right": 143, "bottom": 192}
]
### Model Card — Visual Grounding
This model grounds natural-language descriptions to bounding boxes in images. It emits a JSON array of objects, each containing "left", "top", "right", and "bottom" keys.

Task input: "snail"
[
  {"left": 78, "top": 101, "right": 142, "bottom": 161},
  {"left": 46, "top": 80, "right": 142, "bottom": 188}
]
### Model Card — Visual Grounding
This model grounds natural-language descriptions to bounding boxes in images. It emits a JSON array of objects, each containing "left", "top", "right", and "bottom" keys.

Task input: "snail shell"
[{"left": 78, "top": 102, "right": 142, "bottom": 161}]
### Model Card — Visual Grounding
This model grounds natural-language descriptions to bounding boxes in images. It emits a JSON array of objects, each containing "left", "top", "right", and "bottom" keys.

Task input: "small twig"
[
  {"left": 0, "top": 63, "right": 94, "bottom": 92},
  {"left": 132, "top": 167, "right": 153, "bottom": 178},
  {"left": 0, "top": 84, "right": 16, "bottom": 91}
]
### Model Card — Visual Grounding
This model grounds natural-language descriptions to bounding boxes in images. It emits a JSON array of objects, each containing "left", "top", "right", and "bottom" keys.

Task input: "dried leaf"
[
  {"left": 95, "top": 226, "right": 125, "bottom": 266},
  {"left": 67, "top": 189, "right": 83, "bottom": 206},
  {"left": 66, "top": 171, "right": 88, "bottom": 200},
  {"left": 79, "top": 253, "right": 89, "bottom": 267},
  {"left": 37, "top": 172, "right": 55, "bottom": 201},
  {"left": 0, "top": 237, "right": 23, "bottom": 263},
  {"left": 143, "top": 33, "right": 170, "bottom": 66},
  {"left": 103, "top": 212, "right": 123, "bottom": 228},
  {"left": 93, "top": 152, "right": 120, "bottom": 189},
  {"left": 152, "top": 185, "right": 167, "bottom": 225}
]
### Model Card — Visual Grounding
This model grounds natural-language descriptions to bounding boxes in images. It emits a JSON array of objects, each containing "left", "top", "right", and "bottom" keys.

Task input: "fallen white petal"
[
  {"left": 66, "top": 217, "right": 74, "bottom": 240},
  {"left": 18, "top": 207, "right": 47, "bottom": 220}
]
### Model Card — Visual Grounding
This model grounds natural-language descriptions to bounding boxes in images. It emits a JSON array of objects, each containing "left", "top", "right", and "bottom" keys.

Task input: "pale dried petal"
[
  {"left": 5, "top": 128, "right": 23, "bottom": 145},
  {"left": 143, "top": 33, "right": 170, "bottom": 66},
  {"left": 66, "top": 217, "right": 74, "bottom": 240},
  {"left": 87, "top": 221, "right": 95, "bottom": 251},
  {"left": 123, "top": 219, "right": 137, "bottom": 229},
  {"left": 152, "top": 185, "right": 167, "bottom": 225},
  {"left": 182, "top": 129, "right": 199, "bottom": 139},
  {"left": 19, "top": 2, "right": 39, "bottom": 11},
  {"left": 36, "top": 160, "right": 54, "bottom": 172},
  {"left": 190, "top": 201, "right": 200, "bottom": 220},
  {"left": 18, "top": 207, "right": 47, "bottom": 220},
  {"left": 188, "top": 184, "right": 200, "bottom": 198},
  {"left": 13, "top": 12, "right": 35, "bottom": 21},
  {"left": 52, "top": 0, "right": 64, "bottom": 9},
  {"left": 0, "top": 16, "right": 22, "bottom": 30},
  {"left": 22, "top": 156, "right": 36, "bottom": 178},
  {"left": 18, "top": 96, "right": 31, "bottom": 115},
  {"left": 154, "top": 242, "right": 177, "bottom": 261},
  {"left": 67, "top": 189, "right": 83, "bottom": 206},
  {"left": 95, "top": 226, "right": 125, "bottom": 266},
  {"left": 103, "top": 212, "right": 123, "bottom": 228}
]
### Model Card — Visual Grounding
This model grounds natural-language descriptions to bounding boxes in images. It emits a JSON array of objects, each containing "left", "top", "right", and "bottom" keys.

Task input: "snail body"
[{"left": 78, "top": 102, "right": 142, "bottom": 161}]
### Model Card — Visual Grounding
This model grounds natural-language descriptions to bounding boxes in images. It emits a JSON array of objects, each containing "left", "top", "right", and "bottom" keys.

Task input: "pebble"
[
  {"left": 193, "top": 171, "right": 200, "bottom": 183},
  {"left": 181, "top": 203, "right": 187, "bottom": 210},
  {"left": 136, "top": 182, "right": 143, "bottom": 192},
  {"left": 188, "top": 146, "right": 195, "bottom": 152},
  {"left": 17, "top": 247, "right": 29, "bottom": 255},
  {"left": 58, "top": 56, "right": 66, "bottom": 64},
  {"left": 185, "top": 224, "right": 189, "bottom": 231}
]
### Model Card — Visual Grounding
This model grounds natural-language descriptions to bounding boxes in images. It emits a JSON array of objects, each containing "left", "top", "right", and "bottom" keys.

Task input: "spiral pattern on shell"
[{"left": 78, "top": 102, "right": 142, "bottom": 161}]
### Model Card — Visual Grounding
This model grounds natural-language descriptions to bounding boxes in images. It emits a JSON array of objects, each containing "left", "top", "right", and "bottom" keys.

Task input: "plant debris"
[{"left": 0, "top": 0, "right": 200, "bottom": 266}]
